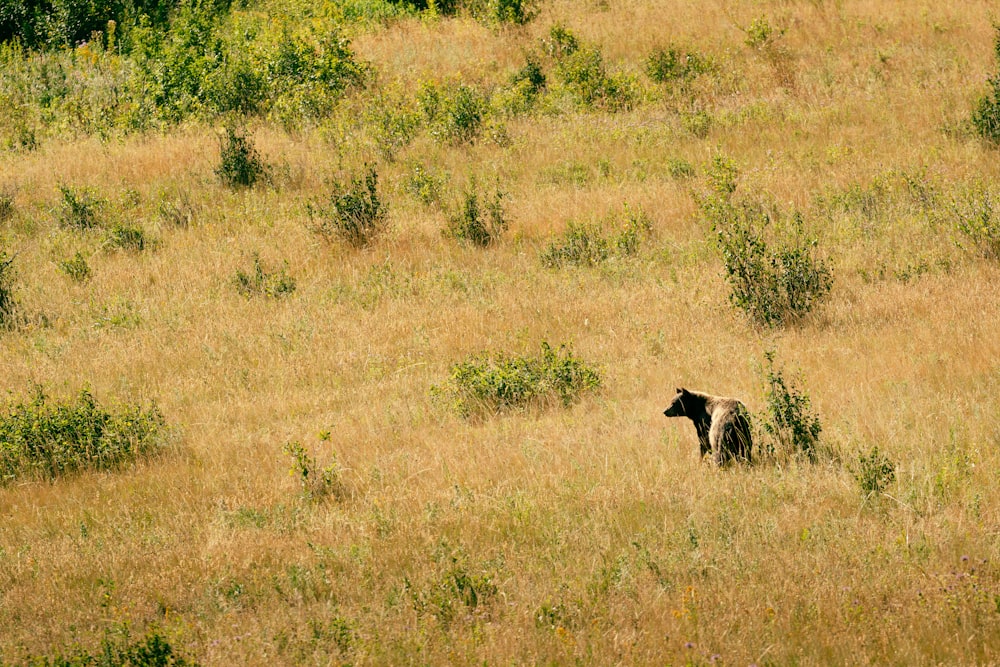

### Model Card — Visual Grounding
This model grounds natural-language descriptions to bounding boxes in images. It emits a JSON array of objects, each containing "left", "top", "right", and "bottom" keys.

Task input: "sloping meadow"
[{"left": 1, "top": 0, "right": 1000, "bottom": 664}]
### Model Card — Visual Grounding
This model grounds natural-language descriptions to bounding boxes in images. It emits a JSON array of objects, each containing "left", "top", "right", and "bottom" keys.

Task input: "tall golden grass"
[{"left": 1, "top": 0, "right": 1000, "bottom": 664}]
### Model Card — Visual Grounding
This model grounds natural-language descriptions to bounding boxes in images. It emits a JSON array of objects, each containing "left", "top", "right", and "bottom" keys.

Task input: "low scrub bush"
[
  {"left": 107, "top": 222, "right": 154, "bottom": 252},
  {"left": 0, "top": 248, "right": 18, "bottom": 328},
  {"left": 854, "top": 445, "right": 896, "bottom": 497},
  {"left": 645, "top": 45, "right": 714, "bottom": 83},
  {"left": 216, "top": 127, "right": 269, "bottom": 188},
  {"left": 952, "top": 184, "right": 1000, "bottom": 259},
  {"left": 760, "top": 351, "right": 823, "bottom": 461},
  {"left": 365, "top": 95, "right": 421, "bottom": 161},
  {"left": 433, "top": 342, "right": 601, "bottom": 417},
  {"left": 418, "top": 80, "right": 488, "bottom": 144},
  {"left": 14, "top": 623, "right": 199, "bottom": 666},
  {"left": 495, "top": 56, "right": 547, "bottom": 116},
  {"left": 0, "top": 188, "right": 14, "bottom": 221},
  {"left": 308, "top": 164, "right": 388, "bottom": 248},
  {"left": 58, "top": 185, "right": 104, "bottom": 230},
  {"left": 59, "top": 251, "right": 92, "bottom": 282},
  {"left": 554, "top": 45, "right": 637, "bottom": 112},
  {"left": 0, "top": 387, "right": 167, "bottom": 483},
  {"left": 971, "top": 26, "right": 1000, "bottom": 145},
  {"left": 284, "top": 439, "right": 344, "bottom": 502},
  {"left": 700, "top": 157, "right": 833, "bottom": 327},
  {"left": 540, "top": 205, "right": 651, "bottom": 268},
  {"left": 404, "top": 162, "right": 449, "bottom": 207},
  {"left": 445, "top": 181, "right": 508, "bottom": 247},
  {"left": 234, "top": 253, "right": 296, "bottom": 298},
  {"left": 407, "top": 547, "right": 500, "bottom": 626}
]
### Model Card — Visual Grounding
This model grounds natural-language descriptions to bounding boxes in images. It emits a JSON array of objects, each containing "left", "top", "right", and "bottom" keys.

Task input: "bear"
[{"left": 663, "top": 387, "right": 753, "bottom": 465}]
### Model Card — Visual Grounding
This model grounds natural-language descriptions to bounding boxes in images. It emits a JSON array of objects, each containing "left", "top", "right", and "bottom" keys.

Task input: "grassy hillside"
[{"left": 2, "top": 0, "right": 1000, "bottom": 664}]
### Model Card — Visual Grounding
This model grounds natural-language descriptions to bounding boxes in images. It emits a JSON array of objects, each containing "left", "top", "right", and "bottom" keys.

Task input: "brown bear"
[{"left": 663, "top": 388, "right": 752, "bottom": 465}]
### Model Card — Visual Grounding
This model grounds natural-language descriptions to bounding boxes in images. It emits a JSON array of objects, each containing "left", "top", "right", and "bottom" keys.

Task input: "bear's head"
[{"left": 662, "top": 387, "right": 689, "bottom": 418}]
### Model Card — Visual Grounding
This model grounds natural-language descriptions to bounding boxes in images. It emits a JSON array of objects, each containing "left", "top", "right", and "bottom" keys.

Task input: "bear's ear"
[{"left": 675, "top": 387, "right": 683, "bottom": 394}]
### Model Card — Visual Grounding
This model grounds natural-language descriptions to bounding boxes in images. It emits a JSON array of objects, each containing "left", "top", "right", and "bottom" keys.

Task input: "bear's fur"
[{"left": 663, "top": 388, "right": 752, "bottom": 465}]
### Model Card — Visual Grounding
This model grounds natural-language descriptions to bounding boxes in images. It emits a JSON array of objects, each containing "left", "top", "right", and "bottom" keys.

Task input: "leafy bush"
[
  {"left": 0, "top": 248, "right": 18, "bottom": 328},
  {"left": 234, "top": 253, "right": 296, "bottom": 298},
  {"left": 667, "top": 157, "right": 696, "bottom": 179},
  {"left": 645, "top": 45, "right": 714, "bottom": 83},
  {"left": 14, "top": 623, "right": 198, "bottom": 666},
  {"left": 433, "top": 342, "right": 601, "bottom": 417},
  {"left": 365, "top": 95, "right": 420, "bottom": 161},
  {"left": 971, "top": 26, "right": 1000, "bottom": 145},
  {"left": 407, "top": 547, "right": 500, "bottom": 626},
  {"left": 216, "top": 127, "right": 268, "bottom": 188},
  {"left": 284, "top": 440, "right": 344, "bottom": 502},
  {"left": 404, "top": 162, "right": 449, "bottom": 207},
  {"left": 541, "top": 24, "right": 579, "bottom": 60},
  {"left": 760, "top": 351, "right": 822, "bottom": 460},
  {"left": 60, "top": 251, "right": 92, "bottom": 282},
  {"left": 540, "top": 205, "right": 651, "bottom": 268},
  {"left": 309, "top": 164, "right": 388, "bottom": 248},
  {"left": 0, "top": 386, "right": 167, "bottom": 483},
  {"left": 445, "top": 181, "right": 508, "bottom": 247},
  {"left": 0, "top": 188, "right": 14, "bottom": 221},
  {"left": 854, "top": 445, "right": 896, "bottom": 497},
  {"left": 418, "top": 80, "right": 488, "bottom": 144},
  {"left": 700, "top": 158, "right": 833, "bottom": 327},
  {"left": 952, "top": 184, "right": 1000, "bottom": 259},
  {"left": 495, "top": 55, "right": 546, "bottom": 115},
  {"left": 58, "top": 185, "right": 103, "bottom": 230},
  {"left": 107, "top": 222, "right": 153, "bottom": 252},
  {"left": 554, "top": 45, "right": 637, "bottom": 112}
]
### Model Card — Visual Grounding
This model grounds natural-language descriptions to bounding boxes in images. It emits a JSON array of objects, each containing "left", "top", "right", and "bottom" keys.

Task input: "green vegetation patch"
[
  {"left": 0, "top": 387, "right": 168, "bottom": 483},
  {"left": 434, "top": 342, "right": 601, "bottom": 417},
  {"left": 540, "top": 205, "right": 651, "bottom": 268},
  {"left": 972, "top": 26, "right": 1000, "bottom": 145},
  {"left": 11, "top": 623, "right": 198, "bottom": 666}
]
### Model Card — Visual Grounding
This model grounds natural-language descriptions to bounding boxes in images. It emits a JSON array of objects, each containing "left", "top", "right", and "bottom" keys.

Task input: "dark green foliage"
[
  {"left": 971, "top": 26, "right": 1000, "bottom": 145},
  {"left": 854, "top": 445, "right": 896, "bottom": 497},
  {"left": 14, "top": 623, "right": 198, "bottom": 666},
  {"left": 309, "top": 164, "right": 387, "bottom": 248},
  {"left": 58, "top": 185, "right": 103, "bottom": 230},
  {"left": 107, "top": 222, "right": 152, "bottom": 252},
  {"left": 0, "top": 386, "right": 167, "bottom": 483},
  {"left": 408, "top": 548, "right": 499, "bottom": 625},
  {"left": 645, "top": 45, "right": 713, "bottom": 83},
  {"left": 434, "top": 342, "right": 601, "bottom": 417},
  {"left": 540, "top": 206, "right": 651, "bottom": 268},
  {"left": 700, "top": 158, "right": 833, "bottom": 327},
  {"left": 0, "top": 248, "right": 18, "bottom": 328},
  {"left": 234, "top": 253, "right": 296, "bottom": 298},
  {"left": 761, "top": 351, "right": 822, "bottom": 460},
  {"left": 418, "top": 80, "right": 488, "bottom": 144},
  {"left": 59, "top": 251, "right": 91, "bottom": 282},
  {"left": 445, "top": 181, "right": 507, "bottom": 247},
  {"left": 497, "top": 55, "right": 546, "bottom": 115},
  {"left": 215, "top": 127, "right": 267, "bottom": 188},
  {"left": 953, "top": 184, "right": 1000, "bottom": 260}
]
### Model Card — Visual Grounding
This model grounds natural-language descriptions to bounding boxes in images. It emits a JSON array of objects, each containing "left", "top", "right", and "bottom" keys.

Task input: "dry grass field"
[{"left": 2, "top": 0, "right": 1000, "bottom": 664}]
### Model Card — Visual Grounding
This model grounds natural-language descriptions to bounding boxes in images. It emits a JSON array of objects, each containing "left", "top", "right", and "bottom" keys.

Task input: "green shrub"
[
  {"left": 0, "top": 386, "right": 167, "bottom": 483},
  {"left": 971, "top": 26, "right": 1000, "bottom": 145},
  {"left": 760, "top": 351, "right": 822, "bottom": 460},
  {"left": 0, "top": 188, "right": 14, "bottom": 221},
  {"left": 216, "top": 127, "right": 268, "bottom": 188},
  {"left": 409, "top": 555, "right": 499, "bottom": 625},
  {"left": 309, "top": 164, "right": 388, "bottom": 248},
  {"left": 854, "top": 445, "right": 896, "bottom": 497},
  {"left": 107, "top": 222, "right": 153, "bottom": 252},
  {"left": 541, "top": 24, "right": 579, "bottom": 60},
  {"left": 284, "top": 439, "right": 344, "bottom": 502},
  {"left": 365, "top": 96, "right": 421, "bottom": 161},
  {"left": 14, "top": 623, "right": 198, "bottom": 666},
  {"left": 0, "top": 248, "right": 18, "bottom": 328},
  {"left": 404, "top": 162, "right": 449, "bottom": 207},
  {"left": 667, "top": 157, "right": 696, "bottom": 179},
  {"left": 554, "top": 45, "right": 637, "bottom": 112},
  {"left": 58, "top": 185, "right": 103, "bottom": 230},
  {"left": 418, "top": 80, "right": 488, "bottom": 144},
  {"left": 445, "top": 181, "right": 508, "bottom": 247},
  {"left": 953, "top": 184, "right": 1000, "bottom": 259},
  {"left": 234, "top": 253, "right": 296, "bottom": 298},
  {"left": 495, "top": 55, "right": 546, "bottom": 115},
  {"left": 645, "top": 45, "right": 714, "bottom": 83},
  {"left": 700, "top": 159, "right": 832, "bottom": 327},
  {"left": 541, "top": 205, "right": 651, "bottom": 268},
  {"left": 433, "top": 342, "right": 601, "bottom": 417},
  {"left": 60, "top": 251, "right": 92, "bottom": 282}
]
